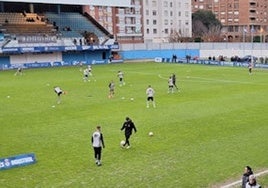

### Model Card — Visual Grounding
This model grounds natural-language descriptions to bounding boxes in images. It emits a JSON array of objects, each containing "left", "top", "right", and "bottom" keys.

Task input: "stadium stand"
[
  {"left": 0, "top": 2, "right": 119, "bottom": 68},
  {"left": 0, "top": 11, "right": 112, "bottom": 47},
  {"left": 0, "top": 12, "right": 55, "bottom": 35},
  {"left": 45, "top": 12, "right": 106, "bottom": 39}
]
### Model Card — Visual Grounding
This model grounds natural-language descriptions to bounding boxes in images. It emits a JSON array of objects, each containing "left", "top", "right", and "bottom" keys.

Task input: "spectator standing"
[
  {"left": 120, "top": 117, "right": 137, "bottom": 149},
  {"left": 246, "top": 175, "right": 261, "bottom": 188},
  {"left": 242, "top": 166, "right": 254, "bottom": 188},
  {"left": 171, "top": 54, "right": 177, "bottom": 62},
  {"left": 91, "top": 126, "right": 105, "bottom": 166}
]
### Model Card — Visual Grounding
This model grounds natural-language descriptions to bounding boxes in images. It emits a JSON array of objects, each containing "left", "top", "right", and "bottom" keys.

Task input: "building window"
[
  {"left": 164, "top": 10, "right": 168, "bottom": 17},
  {"left": 146, "top": 28, "right": 149, "bottom": 34},
  {"left": 146, "top": 19, "right": 149, "bottom": 25},
  {"left": 164, "top": 28, "right": 168, "bottom": 34},
  {"left": 153, "top": 20, "right": 157, "bottom": 25},
  {"left": 164, "top": 1, "right": 168, "bottom": 7},
  {"left": 152, "top": 0, "right": 157, "bottom": 7},
  {"left": 153, "top": 28, "right": 157, "bottom": 34},
  {"left": 234, "top": 3, "right": 239, "bottom": 9},
  {"left": 152, "top": 10, "right": 157, "bottom": 16},
  {"left": 164, "top": 19, "right": 168, "bottom": 25}
]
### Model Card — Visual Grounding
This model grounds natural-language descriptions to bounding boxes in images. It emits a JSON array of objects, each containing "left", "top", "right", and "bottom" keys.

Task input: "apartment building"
[
  {"left": 87, "top": 0, "right": 192, "bottom": 44},
  {"left": 143, "top": 0, "right": 192, "bottom": 43},
  {"left": 192, "top": 0, "right": 268, "bottom": 42},
  {"left": 86, "top": 0, "right": 143, "bottom": 44},
  {"left": 115, "top": 0, "right": 143, "bottom": 43}
]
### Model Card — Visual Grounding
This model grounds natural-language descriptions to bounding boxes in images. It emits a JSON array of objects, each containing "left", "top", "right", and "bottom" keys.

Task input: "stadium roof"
[{"left": 1, "top": 0, "right": 131, "bottom": 7}]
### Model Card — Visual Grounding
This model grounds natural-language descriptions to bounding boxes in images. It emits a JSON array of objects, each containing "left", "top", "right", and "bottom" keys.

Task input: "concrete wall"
[{"left": 120, "top": 42, "right": 268, "bottom": 60}]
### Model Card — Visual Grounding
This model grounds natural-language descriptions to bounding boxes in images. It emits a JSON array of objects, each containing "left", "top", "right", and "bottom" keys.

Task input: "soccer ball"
[
  {"left": 130, "top": 98, "right": 134, "bottom": 101},
  {"left": 149, "top": 132, "right": 154, "bottom": 136},
  {"left": 120, "top": 140, "right": 125, "bottom": 147}
]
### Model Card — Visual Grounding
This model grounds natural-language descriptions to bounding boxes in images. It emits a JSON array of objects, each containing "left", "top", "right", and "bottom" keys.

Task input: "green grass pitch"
[{"left": 1, "top": 62, "right": 268, "bottom": 187}]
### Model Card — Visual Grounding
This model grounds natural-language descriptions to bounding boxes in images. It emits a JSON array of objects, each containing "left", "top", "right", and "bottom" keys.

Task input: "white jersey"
[
  {"left": 118, "top": 71, "right": 123, "bottom": 78},
  {"left": 54, "top": 87, "right": 62, "bottom": 94},
  {"left": 146, "top": 87, "right": 155, "bottom": 97},
  {"left": 92, "top": 131, "right": 103, "bottom": 147},
  {"left": 84, "top": 68, "right": 89, "bottom": 76},
  {"left": 168, "top": 78, "right": 174, "bottom": 86}
]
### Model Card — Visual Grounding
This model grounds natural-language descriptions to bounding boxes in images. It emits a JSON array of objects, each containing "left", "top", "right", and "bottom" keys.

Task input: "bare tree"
[
  {"left": 169, "top": 29, "right": 192, "bottom": 43},
  {"left": 202, "top": 25, "right": 223, "bottom": 42},
  {"left": 169, "top": 29, "right": 182, "bottom": 42},
  {"left": 192, "top": 10, "right": 222, "bottom": 42}
]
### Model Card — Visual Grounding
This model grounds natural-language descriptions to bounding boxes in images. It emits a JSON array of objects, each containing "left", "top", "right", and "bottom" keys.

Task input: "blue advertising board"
[
  {"left": 0, "top": 153, "right": 36, "bottom": 170},
  {"left": 156, "top": 57, "right": 268, "bottom": 69},
  {"left": 1, "top": 44, "right": 119, "bottom": 54}
]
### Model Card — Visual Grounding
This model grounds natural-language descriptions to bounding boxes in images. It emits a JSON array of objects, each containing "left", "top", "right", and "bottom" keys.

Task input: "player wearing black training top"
[
  {"left": 120, "top": 117, "right": 137, "bottom": 149},
  {"left": 172, "top": 73, "right": 178, "bottom": 90}
]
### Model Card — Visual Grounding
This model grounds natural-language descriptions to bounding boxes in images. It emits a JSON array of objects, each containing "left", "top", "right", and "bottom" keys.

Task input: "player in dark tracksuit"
[
  {"left": 120, "top": 117, "right": 137, "bottom": 149},
  {"left": 172, "top": 73, "right": 178, "bottom": 90}
]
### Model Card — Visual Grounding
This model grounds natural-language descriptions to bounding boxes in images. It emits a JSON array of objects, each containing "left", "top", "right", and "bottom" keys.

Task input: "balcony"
[{"left": 249, "top": 0, "right": 257, "bottom": 3}]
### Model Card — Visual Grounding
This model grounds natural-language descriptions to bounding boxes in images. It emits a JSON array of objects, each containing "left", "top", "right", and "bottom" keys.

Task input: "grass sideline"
[{"left": 0, "top": 62, "right": 268, "bottom": 187}]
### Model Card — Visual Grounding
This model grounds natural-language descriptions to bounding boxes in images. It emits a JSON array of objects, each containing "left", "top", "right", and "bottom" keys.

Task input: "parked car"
[{"left": 240, "top": 55, "right": 258, "bottom": 62}]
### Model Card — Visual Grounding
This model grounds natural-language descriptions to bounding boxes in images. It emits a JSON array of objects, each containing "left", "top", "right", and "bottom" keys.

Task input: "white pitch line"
[
  {"left": 188, "top": 76, "right": 254, "bottom": 84},
  {"left": 132, "top": 72, "right": 266, "bottom": 86},
  {"left": 158, "top": 74, "right": 168, "bottom": 80},
  {"left": 220, "top": 170, "right": 268, "bottom": 188},
  {"left": 158, "top": 74, "right": 252, "bottom": 85}
]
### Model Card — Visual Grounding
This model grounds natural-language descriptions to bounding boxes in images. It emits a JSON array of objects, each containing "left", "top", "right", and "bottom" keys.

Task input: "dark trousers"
[
  {"left": 125, "top": 134, "right": 131, "bottom": 146},
  {"left": 94, "top": 147, "right": 102, "bottom": 160}
]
